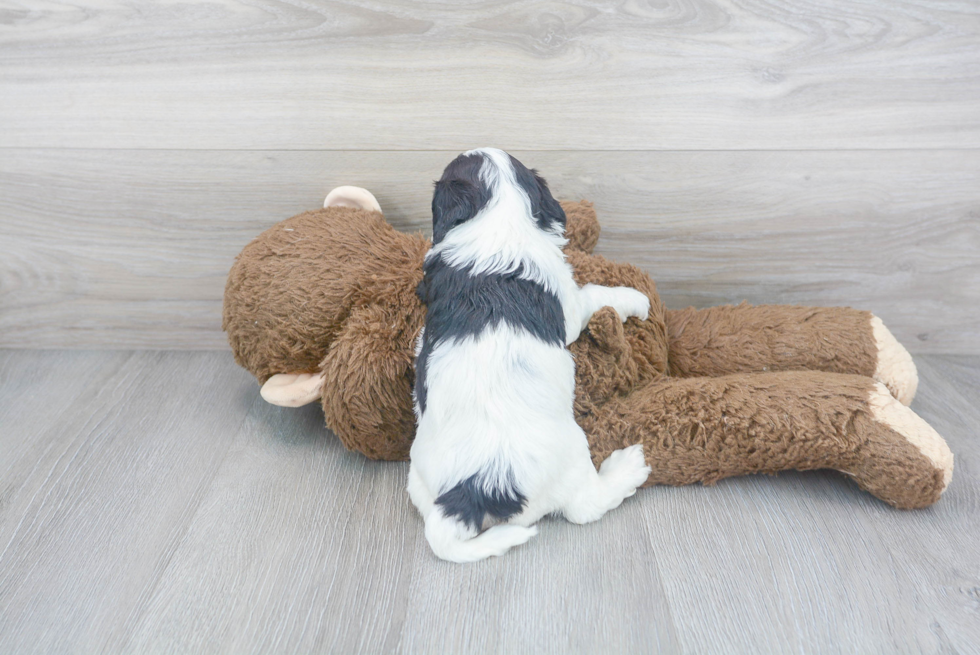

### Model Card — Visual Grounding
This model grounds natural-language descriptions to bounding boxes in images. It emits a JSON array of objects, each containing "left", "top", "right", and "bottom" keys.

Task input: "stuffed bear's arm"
[
  {"left": 565, "top": 250, "right": 671, "bottom": 385},
  {"left": 571, "top": 307, "right": 641, "bottom": 412},
  {"left": 318, "top": 303, "right": 424, "bottom": 462},
  {"left": 664, "top": 303, "right": 918, "bottom": 405},
  {"left": 582, "top": 370, "right": 952, "bottom": 509}
]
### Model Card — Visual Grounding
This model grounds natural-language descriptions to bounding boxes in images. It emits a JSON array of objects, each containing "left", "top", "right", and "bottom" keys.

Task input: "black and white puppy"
[{"left": 409, "top": 148, "right": 652, "bottom": 563}]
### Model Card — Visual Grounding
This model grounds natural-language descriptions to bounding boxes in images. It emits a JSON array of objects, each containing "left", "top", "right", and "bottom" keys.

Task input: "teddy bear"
[{"left": 223, "top": 186, "right": 953, "bottom": 509}]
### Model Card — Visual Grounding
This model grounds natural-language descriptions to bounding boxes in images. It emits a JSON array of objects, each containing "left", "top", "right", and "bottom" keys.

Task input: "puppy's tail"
[{"left": 424, "top": 509, "right": 537, "bottom": 563}]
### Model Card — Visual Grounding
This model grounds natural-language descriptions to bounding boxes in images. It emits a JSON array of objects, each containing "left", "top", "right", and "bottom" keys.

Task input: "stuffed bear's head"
[{"left": 223, "top": 188, "right": 665, "bottom": 460}]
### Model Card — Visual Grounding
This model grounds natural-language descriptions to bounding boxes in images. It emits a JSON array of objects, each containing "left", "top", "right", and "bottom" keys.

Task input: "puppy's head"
[{"left": 431, "top": 148, "right": 566, "bottom": 244}]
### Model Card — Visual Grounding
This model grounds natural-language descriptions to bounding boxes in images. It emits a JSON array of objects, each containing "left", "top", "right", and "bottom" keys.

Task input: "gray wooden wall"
[{"left": 2, "top": 0, "right": 978, "bottom": 352}]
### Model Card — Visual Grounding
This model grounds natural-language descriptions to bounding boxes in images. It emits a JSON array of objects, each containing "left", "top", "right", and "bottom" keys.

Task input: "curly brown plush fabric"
[
  {"left": 664, "top": 302, "right": 878, "bottom": 379},
  {"left": 224, "top": 199, "right": 953, "bottom": 508},
  {"left": 224, "top": 207, "right": 428, "bottom": 383},
  {"left": 562, "top": 200, "right": 602, "bottom": 254},
  {"left": 224, "top": 205, "right": 428, "bottom": 460},
  {"left": 577, "top": 357, "right": 943, "bottom": 509}
]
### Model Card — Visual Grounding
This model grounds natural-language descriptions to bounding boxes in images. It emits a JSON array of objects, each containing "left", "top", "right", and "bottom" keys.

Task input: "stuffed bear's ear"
[
  {"left": 323, "top": 186, "right": 382, "bottom": 213},
  {"left": 431, "top": 178, "right": 487, "bottom": 244},
  {"left": 260, "top": 372, "right": 325, "bottom": 407}
]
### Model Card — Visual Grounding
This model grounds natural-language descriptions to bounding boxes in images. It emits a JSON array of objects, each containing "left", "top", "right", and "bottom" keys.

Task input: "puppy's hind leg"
[
  {"left": 562, "top": 444, "right": 651, "bottom": 525},
  {"left": 407, "top": 466, "right": 435, "bottom": 517}
]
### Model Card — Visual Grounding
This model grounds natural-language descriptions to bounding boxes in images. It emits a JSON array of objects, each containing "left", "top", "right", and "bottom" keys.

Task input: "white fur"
[{"left": 409, "top": 148, "right": 652, "bottom": 563}]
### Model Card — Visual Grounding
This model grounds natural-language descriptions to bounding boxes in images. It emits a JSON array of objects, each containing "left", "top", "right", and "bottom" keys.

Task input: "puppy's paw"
[
  {"left": 599, "top": 443, "right": 652, "bottom": 496},
  {"left": 610, "top": 288, "right": 650, "bottom": 323}
]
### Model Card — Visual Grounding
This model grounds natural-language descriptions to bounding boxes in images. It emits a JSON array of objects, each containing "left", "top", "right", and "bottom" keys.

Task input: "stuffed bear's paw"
[
  {"left": 871, "top": 315, "right": 918, "bottom": 406},
  {"left": 598, "top": 443, "right": 652, "bottom": 497},
  {"left": 586, "top": 307, "right": 630, "bottom": 354},
  {"left": 868, "top": 382, "right": 952, "bottom": 492},
  {"left": 609, "top": 287, "right": 651, "bottom": 323}
]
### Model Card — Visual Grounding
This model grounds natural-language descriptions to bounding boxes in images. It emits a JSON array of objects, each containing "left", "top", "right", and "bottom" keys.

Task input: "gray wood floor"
[
  {"left": 0, "top": 349, "right": 977, "bottom": 654},
  {"left": 2, "top": 1, "right": 979, "bottom": 652}
]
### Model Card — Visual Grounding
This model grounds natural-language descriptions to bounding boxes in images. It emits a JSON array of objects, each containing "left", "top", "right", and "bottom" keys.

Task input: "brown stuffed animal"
[{"left": 223, "top": 186, "right": 953, "bottom": 509}]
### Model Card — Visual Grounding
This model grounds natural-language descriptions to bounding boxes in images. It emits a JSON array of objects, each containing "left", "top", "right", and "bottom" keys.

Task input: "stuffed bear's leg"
[
  {"left": 582, "top": 371, "right": 952, "bottom": 509},
  {"left": 664, "top": 303, "right": 918, "bottom": 405}
]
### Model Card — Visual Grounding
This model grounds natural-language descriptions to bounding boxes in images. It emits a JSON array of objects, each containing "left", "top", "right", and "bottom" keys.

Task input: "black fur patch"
[
  {"left": 435, "top": 471, "right": 527, "bottom": 530},
  {"left": 420, "top": 257, "right": 566, "bottom": 345},
  {"left": 414, "top": 257, "right": 565, "bottom": 414},
  {"left": 414, "top": 335, "right": 429, "bottom": 415},
  {"left": 508, "top": 154, "right": 567, "bottom": 234},
  {"left": 431, "top": 153, "right": 492, "bottom": 245}
]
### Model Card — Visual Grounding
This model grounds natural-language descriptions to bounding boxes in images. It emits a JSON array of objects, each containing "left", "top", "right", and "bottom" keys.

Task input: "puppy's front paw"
[{"left": 611, "top": 288, "right": 650, "bottom": 323}]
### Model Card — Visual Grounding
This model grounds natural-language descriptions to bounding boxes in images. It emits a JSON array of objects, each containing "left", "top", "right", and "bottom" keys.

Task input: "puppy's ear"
[
  {"left": 431, "top": 179, "right": 484, "bottom": 244},
  {"left": 532, "top": 170, "right": 566, "bottom": 234}
]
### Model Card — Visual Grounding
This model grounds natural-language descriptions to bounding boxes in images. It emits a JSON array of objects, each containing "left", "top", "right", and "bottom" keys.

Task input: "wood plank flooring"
[
  {"left": 0, "top": 350, "right": 977, "bottom": 654},
  {"left": 3, "top": 149, "right": 977, "bottom": 352}
]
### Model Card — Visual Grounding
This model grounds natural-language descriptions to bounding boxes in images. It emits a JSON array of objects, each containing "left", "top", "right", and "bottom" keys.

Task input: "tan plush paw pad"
[
  {"left": 324, "top": 186, "right": 382, "bottom": 213},
  {"left": 871, "top": 315, "right": 918, "bottom": 406},
  {"left": 869, "top": 382, "right": 953, "bottom": 490},
  {"left": 260, "top": 372, "right": 325, "bottom": 407}
]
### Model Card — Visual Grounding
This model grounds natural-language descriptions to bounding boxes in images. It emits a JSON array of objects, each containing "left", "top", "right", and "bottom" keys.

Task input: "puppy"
[{"left": 408, "top": 148, "right": 652, "bottom": 563}]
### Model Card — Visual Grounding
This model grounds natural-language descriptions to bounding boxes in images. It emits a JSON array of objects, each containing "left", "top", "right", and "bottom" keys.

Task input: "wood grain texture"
[
  {"left": 393, "top": 497, "right": 679, "bottom": 654},
  {"left": 0, "top": 349, "right": 977, "bottom": 653},
  {"left": 0, "top": 0, "right": 979, "bottom": 150},
  {"left": 2, "top": 148, "right": 977, "bottom": 351},
  {"left": 123, "top": 400, "right": 421, "bottom": 654},
  {"left": 0, "top": 351, "right": 255, "bottom": 654},
  {"left": 2, "top": 1, "right": 976, "bottom": 650}
]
